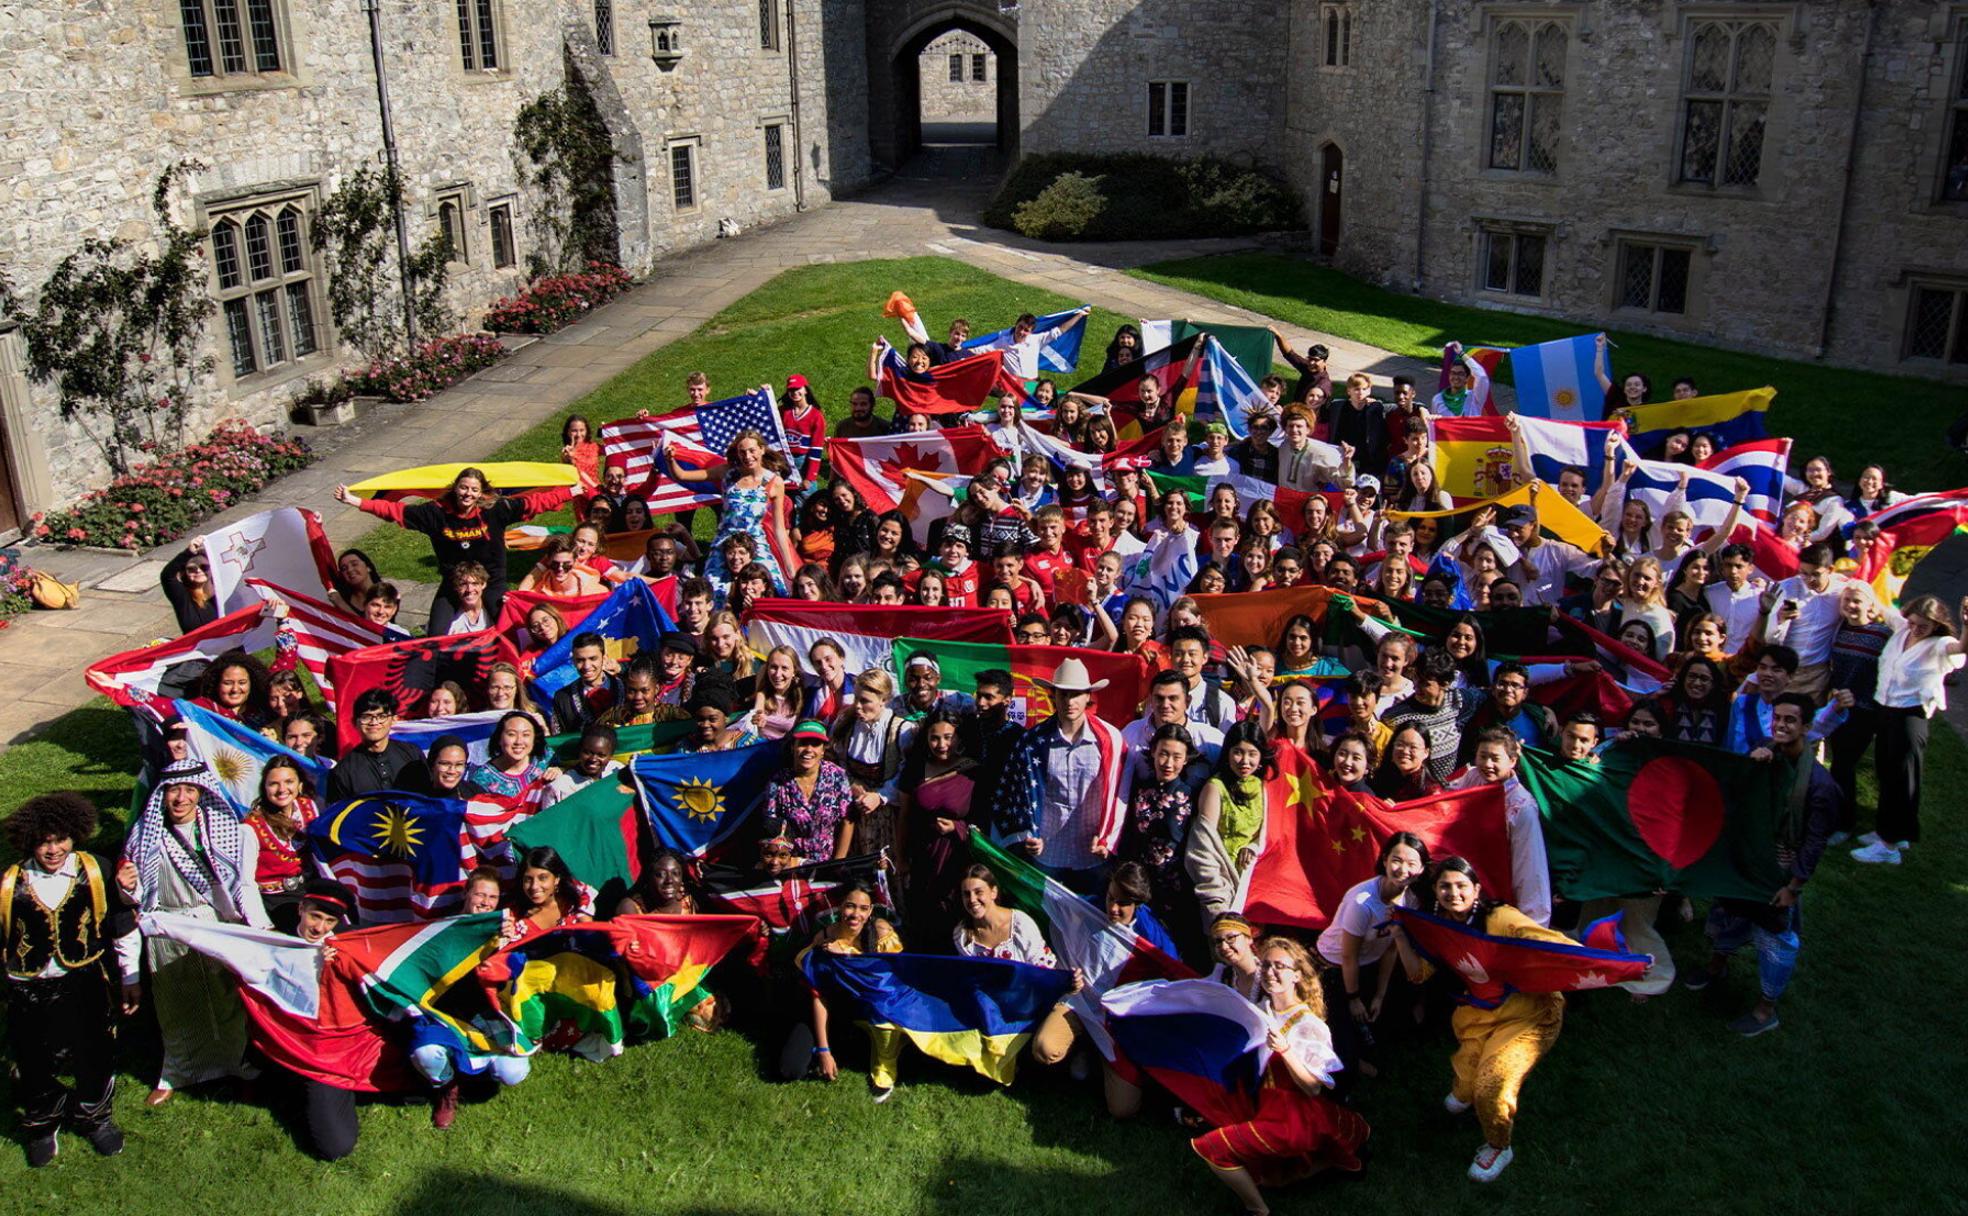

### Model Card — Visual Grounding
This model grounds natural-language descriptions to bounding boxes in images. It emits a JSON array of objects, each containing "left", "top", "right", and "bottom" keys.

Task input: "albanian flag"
[
  {"left": 1243, "top": 748, "right": 1514, "bottom": 931},
  {"left": 1516, "top": 737, "right": 1796, "bottom": 902},
  {"left": 890, "top": 637, "right": 1149, "bottom": 727},
  {"left": 325, "top": 629, "right": 521, "bottom": 755},
  {"left": 1391, "top": 906, "right": 1650, "bottom": 1009}
]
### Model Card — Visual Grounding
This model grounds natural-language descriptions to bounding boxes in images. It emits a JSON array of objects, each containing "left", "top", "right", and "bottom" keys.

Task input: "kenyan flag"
[
  {"left": 1517, "top": 737, "right": 1796, "bottom": 902},
  {"left": 890, "top": 637, "right": 1149, "bottom": 727}
]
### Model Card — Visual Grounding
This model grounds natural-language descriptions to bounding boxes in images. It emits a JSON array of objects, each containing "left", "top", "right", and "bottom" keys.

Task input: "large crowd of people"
[{"left": 9, "top": 306, "right": 1962, "bottom": 1212}]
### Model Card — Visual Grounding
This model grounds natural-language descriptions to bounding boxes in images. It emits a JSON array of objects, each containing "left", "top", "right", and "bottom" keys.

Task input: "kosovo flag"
[
  {"left": 627, "top": 740, "right": 781, "bottom": 859},
  {"left": 528, "top": 580, "right": 675, "bottom": 705},
  {"left": 309, "top": 792, "right": 477, "bottom": 922}
]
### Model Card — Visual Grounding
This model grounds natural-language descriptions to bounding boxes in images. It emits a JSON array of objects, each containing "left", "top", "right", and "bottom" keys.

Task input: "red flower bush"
[
  {"left": 481, "top": 263, "right": 632, "bottom": 335},
  {"left": 346, "top": 333, "right": 508, "bottom": 403},
  {"left": 34, "top": 420, "right": 313, "bottom": 550}
]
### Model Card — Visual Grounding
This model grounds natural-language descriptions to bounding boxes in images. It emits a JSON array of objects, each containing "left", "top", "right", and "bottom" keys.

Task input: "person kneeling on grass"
[
  {"left": 413, "top": 869, "right": 531, "bottom": 1131},
  {"left": 785, "top": 882, "right": 906, "bottom": 1103},
  {"left": 273, "top": 879, "right": 366, "bottom": 1161}
]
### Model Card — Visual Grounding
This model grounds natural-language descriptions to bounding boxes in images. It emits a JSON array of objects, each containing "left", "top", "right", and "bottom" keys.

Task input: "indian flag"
[{"left": 891, "top": 637, "right": 1150, "bottom": 727}]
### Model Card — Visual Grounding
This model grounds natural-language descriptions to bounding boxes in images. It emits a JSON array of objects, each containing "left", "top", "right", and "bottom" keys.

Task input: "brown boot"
[{"left": 431, "top": 1082, "right": 461, "bottom": 1130}]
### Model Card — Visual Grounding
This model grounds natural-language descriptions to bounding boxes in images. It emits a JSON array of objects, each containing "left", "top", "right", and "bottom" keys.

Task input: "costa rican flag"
[
  {"left": 85, "top": 604, "right": 280, "bottom": 711},
  {"left": 599, "top": 387, "right": 786, "bottom": 516}
]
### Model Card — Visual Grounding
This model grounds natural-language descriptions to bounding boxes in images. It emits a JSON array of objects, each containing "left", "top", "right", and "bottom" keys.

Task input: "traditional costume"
[
  {"left": 1437, "top": 905, "right": 1569, "bottom": 1151},
  {"left": 1191, "top": 1001, "right": 1370, "bottom": 1184}
]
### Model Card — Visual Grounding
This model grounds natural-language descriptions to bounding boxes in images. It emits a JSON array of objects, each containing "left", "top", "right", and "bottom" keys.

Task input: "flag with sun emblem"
[
  {"left": 173, "top": 699, "right": 329, "bottom": 818},
  {"left": 309, "top": 792, "right": 479, "bottom": 922},
  {"left": 627, "top": 740, "right": 781, "bottom": 859}
]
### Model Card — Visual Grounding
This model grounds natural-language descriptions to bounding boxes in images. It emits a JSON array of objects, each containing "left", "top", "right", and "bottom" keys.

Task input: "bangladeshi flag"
[
  {"left": 1390, "top": 906, "right": 1650, "bottom": 1008},
  {"left": 1243, "top": 747, "right": 1514, "bottom": 931},
  {"left": 891, "top": 637, "right": 1148, "bottom": 727},
  {"left": 325, "top": 630, "right": 521, "bottom": 755},
  {"left": 1068, "top": 333, "right": 1207, "bottom": 408},
  {"left": 745, "top": 599, "right": 1011, "bottom": 680},
  {"left": 1190, "top": 585, "right": 1389, "bottom": 650},
  {"left": 826, "top": 425, "right": 1002, "bottom": 514},
  {"left": 875, "top": 339, "right": 1023, "bottom": 415},
  {"left": 1516, "top": 737, "right": 1795, "bottom": 902}
]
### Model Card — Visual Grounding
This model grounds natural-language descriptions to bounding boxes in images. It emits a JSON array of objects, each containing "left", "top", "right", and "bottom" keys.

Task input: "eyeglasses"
[
  {"left": 356, "top": 712, "right": 394, "bottom": 725},
  {"left": 1257, "top": 960, "right": 1299, "bottom": 972},
  {"left": 185, "top": 563, "right": 210, "bottom": 574}
]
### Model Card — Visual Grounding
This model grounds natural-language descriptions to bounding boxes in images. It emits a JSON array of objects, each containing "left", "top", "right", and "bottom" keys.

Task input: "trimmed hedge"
[{"left": 983, "top": 153, "right": 1302, "bottom": 242}]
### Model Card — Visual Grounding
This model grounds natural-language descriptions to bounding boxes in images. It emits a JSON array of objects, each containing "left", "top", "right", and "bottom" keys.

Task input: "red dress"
[{"left": 1191, "top": 1004, "right": 1369, "bottom": 1185}]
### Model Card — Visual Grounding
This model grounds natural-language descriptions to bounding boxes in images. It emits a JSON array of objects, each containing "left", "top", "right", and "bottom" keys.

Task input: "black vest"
[{"left": 2, "top": 855, "right": 110, "bottom": 981}]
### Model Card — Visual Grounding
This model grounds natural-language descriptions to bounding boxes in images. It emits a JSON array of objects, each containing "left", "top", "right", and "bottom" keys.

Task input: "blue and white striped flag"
[
  {"left": 173, "top": 699, "right": 330, "bottom": 819},
  {"left": 1509, "top": 334, "right": 1605, "bottom": 422},
  {"left": 1194, "top": 335, "right": 1271, "bottom": 439}
]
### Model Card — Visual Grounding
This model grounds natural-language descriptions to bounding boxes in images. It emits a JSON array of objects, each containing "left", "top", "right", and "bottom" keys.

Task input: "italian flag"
[
  {"left": 745, "top": 599, "right": 1011, "bottom": 678},
  {"left": 969, "top": 836, "right": 1194, "bottom": 1061},
  {"left": 890, "top": 637, "right": 1149, "bottom": 727}
]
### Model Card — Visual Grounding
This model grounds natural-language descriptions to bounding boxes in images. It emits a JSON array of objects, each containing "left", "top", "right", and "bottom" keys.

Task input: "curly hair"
[{"left": 5, "top": 792, "right": 99, "bottom": 854}]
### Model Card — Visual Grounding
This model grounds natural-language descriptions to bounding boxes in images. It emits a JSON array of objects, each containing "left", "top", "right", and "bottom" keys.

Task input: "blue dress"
[{"left": 705, "top": 475, "right": 788, "bottom": 603}]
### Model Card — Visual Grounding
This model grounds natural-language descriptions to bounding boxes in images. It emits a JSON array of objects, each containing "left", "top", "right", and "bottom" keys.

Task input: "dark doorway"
[
  {"left": 880, "top": 14, "right": 1018, "bottom": 172},
  {"left": 1318, "top": 143, "right": 1343, "bottom": 257}
]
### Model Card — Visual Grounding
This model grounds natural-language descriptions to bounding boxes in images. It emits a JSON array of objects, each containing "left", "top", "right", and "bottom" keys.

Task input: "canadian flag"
[{"left": 823, "top": 425, "right": 1001, "bottom": 513}]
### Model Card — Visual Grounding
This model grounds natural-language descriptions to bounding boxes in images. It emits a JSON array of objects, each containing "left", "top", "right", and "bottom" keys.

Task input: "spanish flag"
[{"left": 1616, "top": 387, "right": 1775, "bottom": 458}]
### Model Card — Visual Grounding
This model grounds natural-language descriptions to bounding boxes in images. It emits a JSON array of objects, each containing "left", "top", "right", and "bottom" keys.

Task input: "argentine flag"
[
  {"left": 173, "top": 699, "right": 329, "bottom": 819},
  {"left": 1509, "top": 334, "right": 1605, "bottom": 422}
]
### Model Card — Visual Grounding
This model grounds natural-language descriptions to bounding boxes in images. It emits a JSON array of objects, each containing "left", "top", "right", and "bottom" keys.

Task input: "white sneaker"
[
  {"left": 1857, "top": 832, "right": 1881, "bottom": 846},
  {"left": 1825, "top": 831, "right": 1851, "bottom": 846},
  {"left": 1469, "top": 1143, "right": 1514, "bottom": 1182},
  {"left": 1851, "top": 841, "right": 1902, "bottom": 865},
  {"left": 1444, "top": 1092, "right": 1473, "bottom": 1115},
  {"left": 871, "top": 1084, "right": 896, "bottom": 1105}
]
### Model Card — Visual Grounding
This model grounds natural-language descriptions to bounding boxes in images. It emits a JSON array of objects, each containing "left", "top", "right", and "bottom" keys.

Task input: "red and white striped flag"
[
  {"left": 86, "top": 604, "right": 280, "bottom": 711},
  {"left": 599, "top": 413, "right": 723, "bottom": 516},
  {"left": 248, "top": 579, "right": 386, "bottom": 712}
]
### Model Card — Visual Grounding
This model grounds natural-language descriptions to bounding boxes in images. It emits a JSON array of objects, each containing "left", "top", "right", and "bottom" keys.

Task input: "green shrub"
[{"left": 985, "top": 153, "right": 1301, "bottom": 241}]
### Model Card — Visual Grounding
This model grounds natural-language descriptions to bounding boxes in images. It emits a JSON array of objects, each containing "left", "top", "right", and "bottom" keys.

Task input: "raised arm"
[{"left": 1701, "top": 478, "right": 1751, "bottom": 555}]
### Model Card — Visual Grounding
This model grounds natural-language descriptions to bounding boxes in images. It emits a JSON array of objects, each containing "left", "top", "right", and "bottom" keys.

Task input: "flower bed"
[
  {"left": 481, "top": 263, "right": 633, "bottom": 335},
  {"left": 33, "top": 420, "right": 313, "bottom": 551},
  {"left": 0, "top": 549, "right": 32, "bottom": 627},
  {"left": 347, "top": 332, "right": 508, "bottom": 403}
]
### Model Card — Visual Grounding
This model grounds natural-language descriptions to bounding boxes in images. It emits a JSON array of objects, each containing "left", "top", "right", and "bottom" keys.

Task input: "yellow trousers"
[
  {"left": 864, "top": 1024, "right": 906, "bottom": 1088},
  {"left": 1449, "top": 994, "right": 1562, "bottom": 1148}
]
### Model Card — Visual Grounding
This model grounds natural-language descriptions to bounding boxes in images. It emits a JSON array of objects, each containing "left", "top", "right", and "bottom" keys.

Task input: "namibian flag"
[
  {"left": 1102, "top": 978, "right": 1269, "bottom": 1126},
  {"left": 802, "top": 951, "right": 1075, "bottom": 1085},
  {"left": 1618, "top": 387, "right": 1774, "bottom": 458},
  {"left": 1516, "top": 736, "right": 1795, "bottom": 902},
  {"left": 628, "top": 741, "right": 781, "bottom": 859},
  {"left": 969, "top": 836, "right": 1194, "bottom": 1061},
  {"left": 1391, "top": 906, "right": 1650, "bottom": 1009},
  {"left": 890, "top": 637, "right": 1150, "bottom": 727},
  {"left": 508, "top": 776, "right": 643, "bottom": 913}
]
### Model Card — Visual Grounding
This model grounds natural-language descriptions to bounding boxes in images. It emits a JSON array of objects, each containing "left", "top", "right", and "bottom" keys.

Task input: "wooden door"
[{"left": 1319, "top": 144, "right": 1343, "bottom": 257}]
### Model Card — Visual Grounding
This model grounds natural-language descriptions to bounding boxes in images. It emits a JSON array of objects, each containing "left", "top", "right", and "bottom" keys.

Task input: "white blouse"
[
  {"left": 1875, "top": 617, "right": 1966, "bottom": 717},
  {"left": 952, "top": 909, "right": 1057, "bottom": 967}
]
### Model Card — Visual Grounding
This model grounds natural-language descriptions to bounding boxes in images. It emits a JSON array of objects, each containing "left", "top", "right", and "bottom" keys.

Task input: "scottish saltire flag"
[
  {"left": 1619, "top": 387, "right": 1775, "bottom": 457},
  {"left": 1617, "top": 436, "right": 1790, "bottom": 533},
  {"left": 527, "top": 580, "right": 674, "bottom": 705},
  {"left": 962, "top": 306, "right": 1091, "bottom": 374},
  {"left": 1509, "top": 334, "right": 1604, "bottom": 421},
  {"left": 628, "top": 741, "right": 781, "bottom": 859},
  {"left": 1195, "top": 335, "right": 1271, "bottom": 438},
  {"left": 1390, "top": 906, "right": 1650, "bottom": 1008},
  {"left": 1102, "top": 979, "right": 1270, "bottom": 1126},
  {"left": 309, "top": 792, "right": 479, "bottom": 922},
  {"left": 172, "top": 699, "right": 329, "bottom": 818},
  {"left": 803, "top": 951, "right": 1075, "bottom": 1085}
]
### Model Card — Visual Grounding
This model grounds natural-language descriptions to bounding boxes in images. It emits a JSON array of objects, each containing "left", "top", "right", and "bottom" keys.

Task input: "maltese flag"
[{"left": 200, "top": 507, "right": 338, "bottom": 614}]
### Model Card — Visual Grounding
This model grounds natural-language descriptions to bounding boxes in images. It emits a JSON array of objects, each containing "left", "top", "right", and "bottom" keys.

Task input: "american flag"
[
  {"left": 248, "top": 579, "right": 387, "bottom": 713},
  {"left": 600, "top": 387, "right": 788, "bottom": 517}
]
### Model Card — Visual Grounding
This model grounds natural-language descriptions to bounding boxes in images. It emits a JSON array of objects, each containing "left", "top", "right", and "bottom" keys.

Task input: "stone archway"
[{"left": 867, "top": 2, "right": 1019, "bottom": 169}]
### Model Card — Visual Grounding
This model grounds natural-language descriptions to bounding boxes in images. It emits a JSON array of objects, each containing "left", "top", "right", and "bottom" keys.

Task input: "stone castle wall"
[{"left": 919, "top": 31, "right": 995, "bottom": 120}]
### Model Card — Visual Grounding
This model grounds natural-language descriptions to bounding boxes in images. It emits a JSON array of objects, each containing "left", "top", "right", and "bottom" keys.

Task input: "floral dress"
[
  {"left": 765, "top": 761, "right": 855, "bottom": 862},
  {"left": 706, "top": 476, "right": 789, "bottom": 601},
  {"left": 1120, "top": 776, "right": 1199, "bottom": 910}
]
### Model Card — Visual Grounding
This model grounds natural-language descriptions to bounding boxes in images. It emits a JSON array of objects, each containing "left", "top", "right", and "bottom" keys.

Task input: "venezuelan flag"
[
  {"left": 1617, "top": 387, "right": 1774, "bottom": 457},
  {"left": 802, "top": 951, "right": 1076, "bottom": 1086}
]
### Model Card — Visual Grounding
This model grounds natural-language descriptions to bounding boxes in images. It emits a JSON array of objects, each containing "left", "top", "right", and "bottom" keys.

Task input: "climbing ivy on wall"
[
  {"left": 512, "top": 63, "right": 620, "bottom": 278},
  {"left": 311, "top": 162, "right": 451, "bottom": 364}
]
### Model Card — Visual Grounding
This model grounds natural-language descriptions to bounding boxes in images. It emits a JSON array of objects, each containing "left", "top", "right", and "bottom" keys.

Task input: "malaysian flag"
[
  {"left": 600, "top": 388, "right": 787, "bottom": 516},
  {"left": 249, "top": 579, "right": 387, "bottom": 713}
]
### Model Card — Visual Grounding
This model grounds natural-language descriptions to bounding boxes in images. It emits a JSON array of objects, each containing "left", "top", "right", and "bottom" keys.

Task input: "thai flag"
[
  {"left": 1619, "top": 436, "right": 1791, "bottom": 534},
  {"left": 1698, "top": 438, "right": 1792, "bottom": 524},
  {"left": 1508, "top": 334, "right": 1604, "bottom": 422}
]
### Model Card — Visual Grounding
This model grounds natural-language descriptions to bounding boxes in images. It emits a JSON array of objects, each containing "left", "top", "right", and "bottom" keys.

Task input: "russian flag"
[
  {"left": 1508, "top": 334, "right": 1604, "bottom": 422},
  {"left": 1102, "top": 979, "right": 1269, "bottom": 1126}
]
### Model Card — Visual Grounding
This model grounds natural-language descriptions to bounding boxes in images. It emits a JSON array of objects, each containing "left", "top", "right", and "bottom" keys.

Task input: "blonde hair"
[
  {"left": 704, "top": 609, "right": 755, "bottom": 678},
  {"left": 856, "top": 667, "right": 896, "bottom": 701},
  {"left": 1624, "top": 555, "right": 1667, "bottom": 609},
  {"left": 1255, "top": 936, "right": 1325, "bottom": 1015}
]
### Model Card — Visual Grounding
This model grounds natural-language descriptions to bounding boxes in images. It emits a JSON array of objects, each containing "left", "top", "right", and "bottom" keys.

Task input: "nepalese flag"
[
  {"left": 1616, "top": 437, "right": 1791, "bottom": 533},
  {"left": 138, "top": 912, "right": 424, "bottom": 1092},
  {"left": 890, "top": 637, "right": 1150, "bottom": 727},
  {"left": 324, "top": 630, "right": 521, "bottom": 756},
  {"left": 875, "top": 339, "right": 1021, "bottom": 416},
  {"left": 1515, "top": 736, "right": 1797, "bottom": 902},
  {"left": 475, "top": 914, "right": 757, "bottom": 1056},
  {"left": 308, "top": 792, "right": 480, "bottom": 923},
  {"left": 961, "top": 306, "right": 1092, "bottom": 374},
  {"left": 825, "top": 425, "right": 1002, "bottom": 513},
  {"left": 803, "top": 951, "right": 1076, "bottom": 1086},
  {"left": 969, "top": 835, "right": 1195, "bottom": 1062},
  {"left": 1391, "top": 906, "right": 1650, "bottom": 1009},
  {"left": 86, "top": 603, "right": 280, "bottom": 711},
  {"left": 1068, "top": 333, "right": 1208, "bottom": 408},
  {"left": 248, "top": 579, "right": 387, "bottom": 712},
  {"left": 1241, "top": 749, "right": 1514, "bottom": 931},
  {"left": 199, "top": 506, "right": 339, "bottom": 615},
  {"left": 1101, "top": 979, "right": 1269, "bottom": 1127},
  {"left": 1508, "top": 333, "right": 1605, "bottom": 421},
  {"left": 171, "top": 698, "right": 330, "bottom": 819},
  {"left": 525, "top": 579, "right": 674, "bottom": 706},
  {"left": 508, "top": 776, "right": 643, "bottom": 915},
  {"left": 1618, "top": 387, "right": 1775, "bottom": 458},
  {"left": 744, "top": 599, "right": 1012, "bottom": 679},
  {"left": 628, "top": 740, "right": 782, "bottom": 860},
  {"left": 698, "top": 853, "right": 893, "bottom": 969},
  {"left": 1850, "top": 490, "right": 1968, "bottom": 604}
]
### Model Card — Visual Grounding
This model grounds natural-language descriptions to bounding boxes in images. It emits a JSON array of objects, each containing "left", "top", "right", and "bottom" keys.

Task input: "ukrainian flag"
[
  {"left": 803, "top": 951, "right": 1075, "bottom": 1086},
  {"left": 1618, "top": 387, "right": 1774, "bottom": 457}
]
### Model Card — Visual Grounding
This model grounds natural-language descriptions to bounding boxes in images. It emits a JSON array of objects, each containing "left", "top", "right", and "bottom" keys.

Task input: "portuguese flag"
[
  {"left": 891, "top": 637, "right": 1150, "bottom": 727},
  {"left": 508, "top": 776, "right": 644, "bottom": 914},
  {"left": 1516, "top": 738, "right": 1796, "bottom": 902}
]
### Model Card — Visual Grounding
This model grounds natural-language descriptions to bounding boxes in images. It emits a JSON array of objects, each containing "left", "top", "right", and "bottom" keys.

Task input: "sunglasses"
[
  {"left": 185, "top": 562, "right": 211, "bottom": 574},
  {"left": 549, "top": 562, "right": 574, "bottom": 573}
]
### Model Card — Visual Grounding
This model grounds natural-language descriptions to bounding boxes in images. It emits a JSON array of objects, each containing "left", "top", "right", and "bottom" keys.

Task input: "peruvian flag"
[
  {"left": 199, "top": 507, "right": 339, "bottom": 615},
  {"left": 247, "top": 580, "right": 387, "bottom": 713},
  {"left": 1242, "top": 748, "right": 1514, "bottom": 931},
  {"left": 744, "top": 599, "right": 1011, "bottom": 679},
  {"left": 86, "top": 603, "right": 280, "bottom": 711},
  {"left": 1391, "top": 906, "right": 1651, "bottom": 1007},
  {"left": 826, "top": 426, "right": 1002, "bottom": 514},
  {"left": 874, "top": 339, "right": 1022, "bottom": 415}
]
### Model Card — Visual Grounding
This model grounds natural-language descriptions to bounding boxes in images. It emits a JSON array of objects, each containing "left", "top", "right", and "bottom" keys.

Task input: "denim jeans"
[{"left": 1706, "top": 897, "right": 1802, "bottom": 1001}]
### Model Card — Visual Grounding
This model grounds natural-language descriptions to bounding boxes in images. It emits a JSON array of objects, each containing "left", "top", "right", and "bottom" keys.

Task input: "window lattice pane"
[
  {"left": 1907, "top": 289, "right": 1956, "bottom": 360},
  {"left": 671, "top": 146, "right": 694, "bottom": 209},
  {"left": 1681, "top": 99, "right": 1722, "bottom": 183},
  {"left": 1489, "top": 93, "right": 1524, "bottom": 169},
  {"left": 1533, "top": 23, "right": 1566, "bottom": 87},
  {"left": 595, "top": 0, "right": 613, "bottom": 54},
  {"left": 475, "top": 0, "right": 498, "bottom": 69},
  {"left": 286, "top": 283, "right": 316, "bottom": 357},
  {"left": 1326, "top": 12, "right": 1340, "bottom": 65},
  {"left": 1619, "top": 247, "right": 1655, "bottom": 310},
  {"left": 244, "top": 214, "right": 273, "bottom": 282},
  {"left": 181, "top": 1, "right": 215, "bottom": 76},
  {"left": 245, "top": 0, "right": 280, "bottom": 71},
  {"left": 1515, "top": 236, "right": 1545, "bottom": 296},
  {"left": 759, "top": 0, "right": 774, "bottom": 49},
  {"left": 1170, "top": 82, "right": 1188, "bottom": 136},
  {"left": 1493, "top": 22, "right": 1527, "bottom": 85},
  {"left": 764, "top": 125, "right": 785, "bottom": 191},
  {"left": 224, "top": 298, "right": 256, "bottom": 377},
  {"left": 1733, "top": 24, "right": 1775, "bottom": 94},
  {"left": 1341, "top": 13, "right": 1349, "bottom": 65},
  {"left": 456, "top": 0, "right": 475, "bottom": 68},
  {"left": 212, "top": 222, "right": 242, "bottom": 290},
  {"left": 1527, "top": 94, "right": 1561, "bottom": 174},
  {"left": 491, "top": 206, "right": 516, "bottom": 268},
  {"left": 1723, "top": 100, "right": 1767, "bottom": 186},
  {"left": 255, "top": 289, "right": 286, "bottom": 365},
  {"left": 1689, "top": 24, "right": 1730, "bottom": 92},
  {"left": 1148, "top": 82, "right": 1166, "bottom": 137},
  {"left": 972, "top": 53, "right": 985, "bottom": 82},
  {"left": 949, "top": 54, "right": 962, "bottom": 82},
  {"left": 213, "top": 0, "right": 247, "bottom": 74},
  {"left": 1655, "top": 249, "right": 1691, "bottom": 314},
  {"left": 1483, "top": 235, "right": 1512, "bottom": 293},
  {"left": 276, "top": 208, "right": 304, "bottom": 274}
]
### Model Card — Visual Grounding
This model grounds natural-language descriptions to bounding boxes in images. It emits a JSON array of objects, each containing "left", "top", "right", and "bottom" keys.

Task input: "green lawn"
[
  {"left": 10, "top": 254, "right": 1968, "bottom": 1209},
  {"left": 1131, "top": 253, "right": 1968, "bottom": 491}
]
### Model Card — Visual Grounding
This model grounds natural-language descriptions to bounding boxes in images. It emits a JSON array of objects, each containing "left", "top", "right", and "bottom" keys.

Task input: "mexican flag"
[
  {"left": 969, "top": 836, "right": 1194, "bottom": 1061},
  {"left": 891, "top": 637, "right": 1149, "bottom": 727},
  {"left": 745, "top": 599, "right": 1011, "bottom": 679},
  {"left": 1243, "top": 747, "right": 1514, "bottom": 931},
  {"left": 508, "top": 776, "right": 645, "bottom": 913},
  {"left": 1516, "top": 738, "right": 1796, "bottom": 902}
]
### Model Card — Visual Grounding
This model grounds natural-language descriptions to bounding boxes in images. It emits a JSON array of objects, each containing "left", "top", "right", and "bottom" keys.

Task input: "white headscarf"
[{"left": 126, "top": 759, "right": 250, "bottom": 916}]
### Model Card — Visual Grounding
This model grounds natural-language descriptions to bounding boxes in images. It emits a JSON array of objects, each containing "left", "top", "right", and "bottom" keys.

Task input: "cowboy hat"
[{"left": 1042, "top": 657, "right": 1109, "bottom": 693}]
